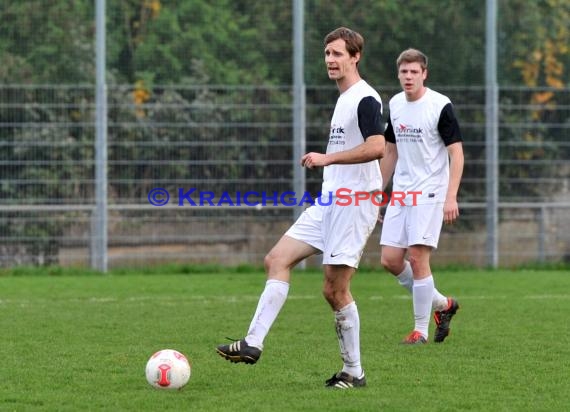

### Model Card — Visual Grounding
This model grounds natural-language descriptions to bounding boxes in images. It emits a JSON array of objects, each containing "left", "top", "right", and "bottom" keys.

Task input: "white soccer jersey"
[
  {"left": 321, "top": 79, "right": 384, "bottom": 195},
  {"left": 384, "top": 88, "right": 462, "bottom": 205}
]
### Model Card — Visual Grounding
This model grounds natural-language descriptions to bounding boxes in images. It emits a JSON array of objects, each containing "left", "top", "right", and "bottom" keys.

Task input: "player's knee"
[
  {"left": 408, "top": 255, "right": 419, "bottom": 272},
  {"left": 323, "top": 283, "right": 341, "bottom": 307},
  {"left": 263, "top": 251, "right": 277, "bottom": 272},
  {"left": 408, "top": 255, "right": 429, "bottom": 276},
  {"left": 264, "top": 250, "right": 291, "bottom": 275},
  {"left": 322, "top": 283, "right": 351, "bottom": 309},
  {"left": 380, "top": 254, "right": 399, "bottom": 273}
]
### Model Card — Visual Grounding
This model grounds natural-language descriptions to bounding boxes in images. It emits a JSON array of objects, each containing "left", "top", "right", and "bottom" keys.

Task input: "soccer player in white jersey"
[
  {"left": 380, "top": 48, "right": 464, "bottom": 344},
  {"left": 217, "top": 27, "right": 385, "bottom": 389}
]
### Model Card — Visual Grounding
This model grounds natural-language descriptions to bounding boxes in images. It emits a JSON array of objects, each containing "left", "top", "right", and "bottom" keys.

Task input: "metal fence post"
[
  {"left": 485, "top": 0, "right": 499, "bottom": 268},
  {"left": 94, "top": 0, "right": 108, "bottom": 272}
]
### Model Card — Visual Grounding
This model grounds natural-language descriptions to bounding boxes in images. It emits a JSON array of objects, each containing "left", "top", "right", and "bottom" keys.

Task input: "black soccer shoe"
[
  {"left": 433, "top": 298, "right": 460, "bottom": 343},
  {"left": 216, "top": 338, "right": 262, "bottom": 364},
  {"left": 325, "top": 371, "right": 366, "bottom": 389}
]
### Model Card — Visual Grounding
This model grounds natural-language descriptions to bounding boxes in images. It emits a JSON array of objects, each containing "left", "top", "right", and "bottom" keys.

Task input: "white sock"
[
  {"left": 335, "top": 302, "right": 363, "bottom": 378},
  {"left": 399, "top": 261, "right": 447, "bottom": 311},
  {"left": 412, "top": 276, "right": 434, "bottom": 338},
  {"left": 245, "top": 279, "right": 289, "bottom": 350},
  {"left": 396, "top": 260, "right": 413, "bottom": 293},
  {"left": 432, "top": 285, "right": 448, "bottom": 312}
]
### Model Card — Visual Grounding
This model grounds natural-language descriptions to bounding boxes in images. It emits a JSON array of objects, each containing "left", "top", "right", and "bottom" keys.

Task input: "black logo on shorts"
[{"left": 330, "top": 252, "right": 341, "bottom": 258}]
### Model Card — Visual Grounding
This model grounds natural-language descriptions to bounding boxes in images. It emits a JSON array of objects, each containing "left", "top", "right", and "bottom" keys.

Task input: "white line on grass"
[{"left": 2, "top": 294, "right": 570, "bottom": 306}]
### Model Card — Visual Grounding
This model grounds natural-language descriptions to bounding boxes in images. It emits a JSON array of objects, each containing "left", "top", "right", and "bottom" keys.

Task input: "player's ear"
[{"left": 354, "top": 52, "right": 361, "bottom": 66}]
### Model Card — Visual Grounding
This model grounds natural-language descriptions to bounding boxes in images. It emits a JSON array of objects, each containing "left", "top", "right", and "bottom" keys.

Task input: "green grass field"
[{"left": 1, "top": 265, "right": 569, "bottom": 411}]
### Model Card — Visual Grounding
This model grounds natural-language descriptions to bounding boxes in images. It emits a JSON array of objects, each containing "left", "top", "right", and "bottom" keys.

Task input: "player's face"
[
  {"left": 398, "top": 62, "right": 427, "bottom": 101},
  {"left": 324, "top": 38, "right": 358, "bottom": 82}
]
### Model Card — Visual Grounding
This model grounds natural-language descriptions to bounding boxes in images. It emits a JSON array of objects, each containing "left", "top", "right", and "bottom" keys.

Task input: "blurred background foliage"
[{"left": 0, "top": 0, "right": 567, "bottom": 88}]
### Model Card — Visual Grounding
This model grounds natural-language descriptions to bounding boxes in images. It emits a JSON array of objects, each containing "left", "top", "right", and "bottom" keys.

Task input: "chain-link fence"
[
  {"left": 1, "top": 1, "right": 569, "bottom": 269},
  {"left": 1, "top": 84, "right": 568, "bottom": 268}
]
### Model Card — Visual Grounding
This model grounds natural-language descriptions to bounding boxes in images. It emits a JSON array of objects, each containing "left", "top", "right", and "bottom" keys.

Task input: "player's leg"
[
  {"left": 406, "top": 203, "right": 459, "bottom": 343},
  {"left": 380, "top": 204, "right": 415, "bottom": 290},
  {"left": 381, "top": 205, "right": 428, "bottom": 343},
  {"left": 380, "top": 245, "right": 410, "bottom": 289},
  {"left": 245, "top": 235, "right": 317, "bottom": 348},
  {"left": 409, "top": 203, "right": 449, "bottom": 313},
  {"left": 404, "top": 244, "right": 433, "bottom": 343},
  {"left": 323, "top": 264, "right": 366, "bottom": 388},
  {"left": 380, "top": 204, "right": 447, "bottom": 311},
  {"left": 216, "top": 208, "right": 321, "bottom": 364},
  {"left": 383, "top": 251, "right": 448, "bottom": 312},
  {"left": 323, "top": 265, "right": 358, "bottom": 360},
  {"left": 323, "top": 199, "right": 377, "bottom": 388}
]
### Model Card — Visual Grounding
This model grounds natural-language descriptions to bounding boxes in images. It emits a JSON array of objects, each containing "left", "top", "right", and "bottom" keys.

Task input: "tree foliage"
[
  {"left": 0, "top": 1, "right": 94, "bottom": 83},
  {"left": 304, "top": 0, "right": 486, "bottom": 86},
  {"left": 1, "top": 1, "right": 567, "bottom": 88}
]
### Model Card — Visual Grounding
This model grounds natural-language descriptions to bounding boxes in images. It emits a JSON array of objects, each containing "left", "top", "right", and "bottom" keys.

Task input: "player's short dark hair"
[
  {"left": 396, "top": 48, "right": 428, "bottom": 70},
  {"left": 324, "top": 27, "right": 364, "bottom": 59}
]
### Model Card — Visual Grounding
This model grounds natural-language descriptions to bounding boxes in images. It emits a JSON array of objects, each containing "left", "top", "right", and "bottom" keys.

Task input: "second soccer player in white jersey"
[{"left": 380, "top": 48, "right": 464, "bottom": 344}]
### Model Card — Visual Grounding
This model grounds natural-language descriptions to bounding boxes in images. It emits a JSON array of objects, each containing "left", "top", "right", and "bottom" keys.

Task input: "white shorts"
[
  {"left": 380, "top": 203, "right": 444, "bottom": 249},
  {"left": 285, "top": 196, "right": 379, "bottom": 268}
]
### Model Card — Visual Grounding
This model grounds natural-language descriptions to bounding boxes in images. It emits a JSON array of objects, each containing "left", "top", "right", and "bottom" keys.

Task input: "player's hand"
[
  {"left": 301, "top": 152, "right": 328, "bottom": 169},
  {"left": 443, "top": 199, "right": 459, "bottom": 224}
]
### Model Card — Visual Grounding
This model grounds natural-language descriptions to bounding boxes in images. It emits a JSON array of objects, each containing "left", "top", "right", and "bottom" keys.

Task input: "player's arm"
[
  {"left": 439, "top": 102, "right": 464, "bottom": 224},
  {"left": 380, "top": 116, "right": 397, "bottom": 191},
  {"left": 302, "top": 134, "right": 384, "bottom": 168},
  {"left": 445, "top": 142, "right": 464, "bottom": 215},
  {"left": 301, "top": 96, "right": 384, "bottom": 168}
]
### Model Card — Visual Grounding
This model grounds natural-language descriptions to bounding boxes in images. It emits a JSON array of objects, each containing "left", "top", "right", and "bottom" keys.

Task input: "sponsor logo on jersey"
[{"left": 396, "top": 123, "right": 423, "bottom": 141}]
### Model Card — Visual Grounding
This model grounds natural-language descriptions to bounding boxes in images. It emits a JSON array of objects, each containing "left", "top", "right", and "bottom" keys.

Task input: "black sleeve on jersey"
[
  {"left": 438, "top": 103, "right": 463, "bottom": 146},
  {"left": 384, "top": 116, "right": 395, "bottom": 143},
  {"left": 357, "top": 96, "right": 385, "bottom": 139}
]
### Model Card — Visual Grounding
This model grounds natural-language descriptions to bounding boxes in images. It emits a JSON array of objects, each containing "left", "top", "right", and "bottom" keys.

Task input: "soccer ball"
[{"left": 145, "top": 349, "right": 191, "bottom": 390}]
